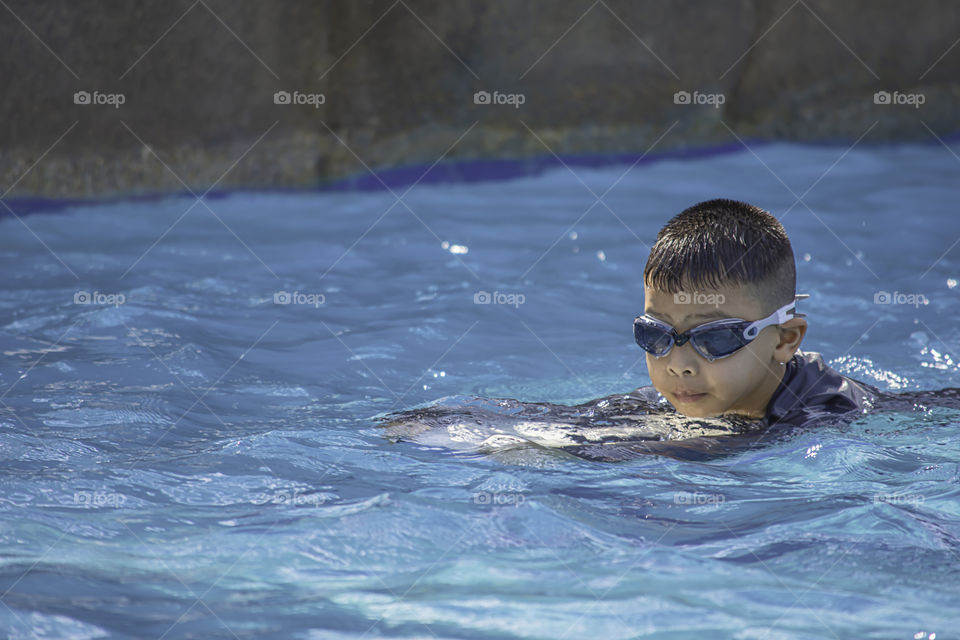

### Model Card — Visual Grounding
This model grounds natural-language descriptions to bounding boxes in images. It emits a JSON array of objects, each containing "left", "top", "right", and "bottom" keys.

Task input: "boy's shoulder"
[{"left": 764, "top": 350, "right": 877, "bottom": 428}]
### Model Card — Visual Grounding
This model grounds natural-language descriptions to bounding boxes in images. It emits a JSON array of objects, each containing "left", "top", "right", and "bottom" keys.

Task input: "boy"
[
  {"left": 383, "top": 198, "right": 884, "bottom": 461},
  {"left": 633, "top": 198, "right": 874, "bottom": 430}
]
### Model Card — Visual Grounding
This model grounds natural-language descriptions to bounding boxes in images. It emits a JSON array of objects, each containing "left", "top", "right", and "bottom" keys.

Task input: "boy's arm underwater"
[
  {"left": 379, "top": 370, "right": 960, "bottom": 461},
  {"left": 562, "top": 433, "right": 771, "bottom": 462},
  {"left": 379, "top": 386, "right": 772, "bottom": 459}
]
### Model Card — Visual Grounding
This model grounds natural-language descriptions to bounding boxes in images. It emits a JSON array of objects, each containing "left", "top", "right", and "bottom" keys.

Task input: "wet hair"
[{"left": 643, "top": 199, "right": 796, "bottom": 309}]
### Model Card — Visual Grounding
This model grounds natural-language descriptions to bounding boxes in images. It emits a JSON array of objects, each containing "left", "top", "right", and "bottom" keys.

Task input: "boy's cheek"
[{"left": 645, "top": 360, "right": 668, "bottom": 395}]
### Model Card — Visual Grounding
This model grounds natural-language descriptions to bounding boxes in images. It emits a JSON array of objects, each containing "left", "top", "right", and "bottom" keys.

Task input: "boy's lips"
[{"left": 672, "top": 390, "right": 709, "bottom": 403}]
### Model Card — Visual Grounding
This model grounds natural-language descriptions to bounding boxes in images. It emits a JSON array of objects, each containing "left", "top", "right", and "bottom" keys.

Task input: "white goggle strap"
[{"left": 743, "top": 294, "right": 809, "bottom": 340}]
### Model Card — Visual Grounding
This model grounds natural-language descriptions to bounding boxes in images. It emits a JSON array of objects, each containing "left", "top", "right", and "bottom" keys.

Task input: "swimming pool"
[{"left": 1, "top": 139, "right": 959, "bottom": 638}]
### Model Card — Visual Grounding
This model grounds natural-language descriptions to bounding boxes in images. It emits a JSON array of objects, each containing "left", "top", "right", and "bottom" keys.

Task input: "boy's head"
[{"left": 640, "top": 199, "right": 807, "bottom": 419}]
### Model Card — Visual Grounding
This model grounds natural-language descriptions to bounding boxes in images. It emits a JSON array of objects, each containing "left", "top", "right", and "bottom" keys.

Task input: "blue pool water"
[{"left": 2, "top": 140, "right": 960, "bottom": 639}]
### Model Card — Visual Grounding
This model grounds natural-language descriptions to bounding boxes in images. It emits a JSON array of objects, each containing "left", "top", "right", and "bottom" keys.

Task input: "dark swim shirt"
[{"left": 762, "top": 350, "right": 875, "bottom": 429}]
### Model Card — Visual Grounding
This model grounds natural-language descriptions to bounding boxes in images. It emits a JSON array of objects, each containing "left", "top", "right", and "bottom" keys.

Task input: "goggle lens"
[
  {"left": 633, "top": 320, "right": 674, "bottom": 357},
  {"left": 691, "top": 325, "right": 749, "bottom": 359}
]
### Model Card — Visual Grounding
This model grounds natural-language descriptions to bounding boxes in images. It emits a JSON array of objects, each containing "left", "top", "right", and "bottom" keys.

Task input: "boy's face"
[{"left": 642, "top": 283, "right": 806, "bottom": 419}]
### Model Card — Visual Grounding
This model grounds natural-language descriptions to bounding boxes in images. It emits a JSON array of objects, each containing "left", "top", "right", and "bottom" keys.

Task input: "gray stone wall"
[{"left": 2, "top": 0, "right": 957, "bottom": 198}]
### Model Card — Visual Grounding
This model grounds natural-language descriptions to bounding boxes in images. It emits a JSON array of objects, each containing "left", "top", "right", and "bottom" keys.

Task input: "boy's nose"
[{"left": 665, "top": 342, "right": 700, "bottom": 376}]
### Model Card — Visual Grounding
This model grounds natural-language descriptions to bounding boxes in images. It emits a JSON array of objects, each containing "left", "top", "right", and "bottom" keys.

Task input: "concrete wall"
[{"left": 2, "top": 0, "right": 958, "bottom": 198}]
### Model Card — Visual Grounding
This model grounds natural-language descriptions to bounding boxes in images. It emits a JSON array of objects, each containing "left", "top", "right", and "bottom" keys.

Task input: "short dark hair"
[{"left": 643, "top": 199, "right": 796, "bottom": 309}]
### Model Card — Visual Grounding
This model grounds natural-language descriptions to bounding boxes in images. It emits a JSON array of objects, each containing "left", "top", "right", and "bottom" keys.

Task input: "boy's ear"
[{"left": 774, "top": 318, "right": 807, "bottom": 363}]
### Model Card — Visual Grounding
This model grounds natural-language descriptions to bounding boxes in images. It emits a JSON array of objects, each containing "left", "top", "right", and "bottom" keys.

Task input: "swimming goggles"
[{"left": 633, "top": 294, "right": 808, "bottom": 361}]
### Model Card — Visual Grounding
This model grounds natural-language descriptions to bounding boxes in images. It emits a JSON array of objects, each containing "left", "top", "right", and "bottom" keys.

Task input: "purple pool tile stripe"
[{"left": 3, "top": 133, "right": 958, "bottom": 217}]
